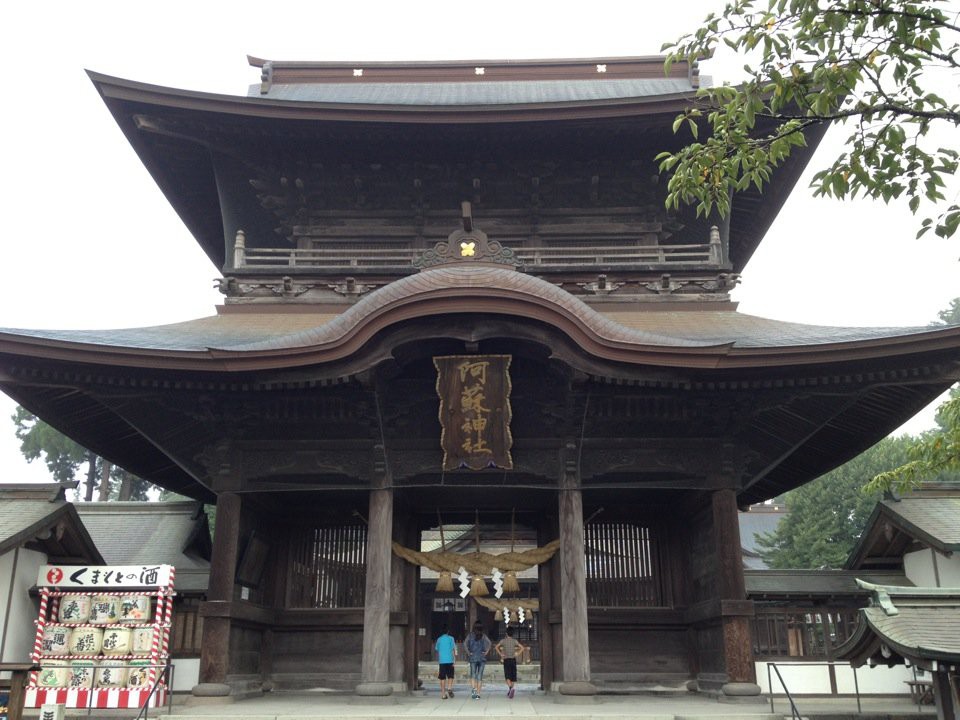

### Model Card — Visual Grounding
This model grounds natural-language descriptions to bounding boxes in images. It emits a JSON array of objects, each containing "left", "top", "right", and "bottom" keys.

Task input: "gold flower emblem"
[{"left": 460, "top": 241, "right": 476, "bottom": 257}]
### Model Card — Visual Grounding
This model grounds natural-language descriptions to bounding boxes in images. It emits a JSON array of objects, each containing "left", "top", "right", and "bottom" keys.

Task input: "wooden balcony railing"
[{"left": 232, "top": 230, "right": 723, "bottom": 271}]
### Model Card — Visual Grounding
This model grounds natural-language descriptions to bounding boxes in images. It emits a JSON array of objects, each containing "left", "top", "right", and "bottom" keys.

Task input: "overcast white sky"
[{"left": 1, "top": 1, "right": 957, "bottom": 484}]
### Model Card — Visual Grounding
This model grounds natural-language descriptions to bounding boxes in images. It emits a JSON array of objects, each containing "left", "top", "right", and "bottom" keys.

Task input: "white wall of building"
[
  {"left": 756, "top": 661, "right": 913, "bottom": 695},
  {"left": 0, "top": 547, "right": 46, "bottom": 664},
  {"left": 170, "top": 658, "right": 200, "bottom": 692},
  {"left": 904, "top": 548, "right": 960, "bottom": 588}
]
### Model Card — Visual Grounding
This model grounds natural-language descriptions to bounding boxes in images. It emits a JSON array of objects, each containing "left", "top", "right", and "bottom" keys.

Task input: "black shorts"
[
  {"left": 503, "top": 657, "right": 517, "bottom": 682},
  {"left": 438, "top": 662, "right": 454, "bottom": 679}
]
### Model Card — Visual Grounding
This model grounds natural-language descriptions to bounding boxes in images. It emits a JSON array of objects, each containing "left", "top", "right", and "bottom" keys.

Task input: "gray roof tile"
[
  {"left": 0, "top": 484, "right": 71, "bottom": 551},
  {"left": 75, "top": 502, "right": 209, "bottom": 592},
  {"left": 880, "top": 497, "right": 960, "bottom": 550},
  {"left": 0, "top": 268, "right": 941, "bottom": 354},
  {"left": 249, "top": 78, "right": 695, "bottom": 106}
]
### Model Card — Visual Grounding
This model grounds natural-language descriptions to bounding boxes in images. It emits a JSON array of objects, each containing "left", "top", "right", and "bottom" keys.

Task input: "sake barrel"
[
  {"left": 96, "top": 658, "right": 128, "bottom": 688},
  {"left": 126, "top": 659, "right": 151, "bottom": 689},
  {"left": 37, "top": 660, "right": 69, "bottom": 688},
  {"left": 68, "top": 626, "right": 103, "bottom": 655},
  {"left": 119, "top": 595, "right": 152, "bottom": 623},
  {"left": 101, "top": 626, "right": 132, "bottom": 656},
  {"left": 41, "top": 626, "right": 70, "bottom": 655},
  {"left": 88, "top": 595, "right": 120, "bottom": 624},
  {"left": 58, "top": 595, "right": 91, "bottom": 623},
  {"left": 68, "top": 660, "right": 96, "bottom": 689},
  {"left": 131, "top": 626, "right": 154, "bottom": 654}
]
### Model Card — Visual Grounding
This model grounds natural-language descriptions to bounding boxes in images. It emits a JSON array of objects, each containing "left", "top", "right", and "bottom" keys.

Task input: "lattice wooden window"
[
  {"left": 287, "top": 523, "right": 367, "bottom": 608},
  {"left": 585, "top": 522, "right": 663, "bottom": 607},
  {"left": 752, "top": 608, "right": 860, "bottom": 659},
  {"left": 170, "top": 598, "right": 204, "bottom": 657}
]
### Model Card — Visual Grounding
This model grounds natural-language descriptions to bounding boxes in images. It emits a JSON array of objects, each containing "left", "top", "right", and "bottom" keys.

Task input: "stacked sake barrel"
[{"left": 38, "top": 593, "right": 154, "bottom": 690}]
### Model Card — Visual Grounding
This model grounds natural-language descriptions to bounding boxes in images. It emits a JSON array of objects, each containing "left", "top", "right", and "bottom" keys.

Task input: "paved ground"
[
  {"left": 169, "top": 684, "right": 934, "bottom": 720},
  {"left": 22, "top": 683, "right": 937, "bottom": 720}
]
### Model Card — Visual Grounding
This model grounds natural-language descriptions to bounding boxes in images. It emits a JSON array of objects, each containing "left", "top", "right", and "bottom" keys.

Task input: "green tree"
[
  {"left": 14, "top": 406, "right": 94, "bottom": 496},
  {"left": 868, "top": 391, "right": 960, "bottom": 493},
  {"left": 12, "top": 406, "right": 155, "bottom": 501},
  {"left": 659, "top": 0, "right": 960, "bottom": 238},
  {"left": 866, "top": 296, "right": 960, "bottom": 493},
  {"left": 756, "top": 436, "right": 914, "bottom": 568}
]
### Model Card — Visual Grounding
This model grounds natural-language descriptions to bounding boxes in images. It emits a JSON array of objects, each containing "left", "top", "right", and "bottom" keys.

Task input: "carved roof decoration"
[{"left": 412, "top": 203, "right": 519, "bottom": 269}]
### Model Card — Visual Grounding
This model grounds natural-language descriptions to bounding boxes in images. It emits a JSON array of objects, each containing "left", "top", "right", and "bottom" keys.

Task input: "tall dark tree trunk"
[
  {"left": 98, "top": 460, "right": 113, "bottom": 501},
  {"left": 118, "top": 470, "right": 134, "bottom": 501},
  {"left": 84, "top": 451, "right": 97, "bottom": 502}
]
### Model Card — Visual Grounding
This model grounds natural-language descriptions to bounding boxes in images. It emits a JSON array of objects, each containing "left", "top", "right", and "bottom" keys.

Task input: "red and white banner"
[
  {"left": 24, "top": 687, "right": 166, "bottom": 709},
  {"left": 38, "top": 565, "right": 173, "bottom": 589}
]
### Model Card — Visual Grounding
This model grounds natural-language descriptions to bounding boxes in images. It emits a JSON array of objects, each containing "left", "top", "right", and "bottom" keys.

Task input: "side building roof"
[
  {"left": 835, "top": 582, "right": 960, "bottom": 669},
  {"left": 745, "top": 569, "right": 912, "bottom": 599},
  {"left": 75, "top": 501, "right": 210, "bottom": 593},
  {"left": 0, "top": 483, "right": 102, "bottom": 564},
  {"left": 846, "top": 492, "right": 960, "bottom": 570}
]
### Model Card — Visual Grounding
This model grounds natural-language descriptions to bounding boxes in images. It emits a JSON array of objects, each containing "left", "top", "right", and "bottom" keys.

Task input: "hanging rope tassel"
[
  {"left": 470, "top": 574, "right": 489, "bottom": 596},
  {"left": 436, "top": 572, "right": 454, "bottom": 593},
  {"left": 470, "top": 509, "right": 488, "bottom": 596}
]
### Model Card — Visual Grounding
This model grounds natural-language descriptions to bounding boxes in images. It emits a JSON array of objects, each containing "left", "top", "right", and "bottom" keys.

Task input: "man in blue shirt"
[{"left": 435, "top": 625, "right": 457, "bottom": 699}]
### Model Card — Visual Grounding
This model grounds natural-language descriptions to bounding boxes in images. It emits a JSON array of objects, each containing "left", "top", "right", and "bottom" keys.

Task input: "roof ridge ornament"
[{"left": 412, "top": 201, "right": 520, "bottom": 270}]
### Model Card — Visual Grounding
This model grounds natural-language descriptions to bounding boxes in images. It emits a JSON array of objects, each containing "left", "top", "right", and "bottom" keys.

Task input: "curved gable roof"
[
  {"left": 86, "top": 60, "right": 825, "bottom": 273},
  {"left": 2, "top": 266, "right": 958, "bottom": 373}
]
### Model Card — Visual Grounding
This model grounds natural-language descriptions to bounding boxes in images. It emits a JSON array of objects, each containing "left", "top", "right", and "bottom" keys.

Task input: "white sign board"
[{"left": 38, "top": 564, "right": 174, "bottom": 589}]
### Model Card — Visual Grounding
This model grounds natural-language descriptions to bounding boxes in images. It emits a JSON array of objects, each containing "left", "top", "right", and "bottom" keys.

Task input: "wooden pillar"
[
  {"left": 389, "top": 507, "right": 418, "bottom": 691},
  {"left": 712, "top": 487, "right": 760, "bottom": 697},
  {"left": 557, "top": 450, "right": 596, "bottom": 696},
  {"left": 195, "top": 491, "right": 241, "bottom": 697},
  {"left": 537, "top": 514, "right": 558, "bottom": 692},
  {"left": 402, "top": 519, "right": 420, "bottom": 691},
  {"left": 356, "top": 485, "right": 394, "bottom": 697}
]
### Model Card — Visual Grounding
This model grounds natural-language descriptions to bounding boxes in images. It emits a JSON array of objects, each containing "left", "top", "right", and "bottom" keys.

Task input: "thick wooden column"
[
  {"left": 537, "top": 514, "right": 558, "bottom": 692},
  {"left": 712, "top": 487, "right": 760, "bottom": 698},
  {"left": 388, "top": 507, "right": 417, "bottom": 691},
  {"left": 356, "top": 484, "right": 394, "bottom": 697},
  {"left": 195, "top": 492, "right": 241, "bottom": 697},
  {"left": 557, "top": 451, "right": 596, "bottom": 696}
]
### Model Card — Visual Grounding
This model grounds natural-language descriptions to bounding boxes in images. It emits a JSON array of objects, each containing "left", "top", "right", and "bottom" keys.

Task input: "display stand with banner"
[{"left": 23, "top": 565, "right": 175, "bottom": 711}]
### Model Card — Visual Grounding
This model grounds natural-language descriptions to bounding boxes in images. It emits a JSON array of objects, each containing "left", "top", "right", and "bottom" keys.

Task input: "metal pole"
[
  {"left": 852, "top": 664, "right": 861, "bottom": 714},
  {"left": 768, "top": 663, "right": 774, "bottom": 714},
  {"left": 0, "top": 547, "right": 20, "bottom": 662}
]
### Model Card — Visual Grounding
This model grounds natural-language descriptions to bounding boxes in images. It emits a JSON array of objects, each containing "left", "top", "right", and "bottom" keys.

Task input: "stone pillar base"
[
  {"left": 354, "top": 682, "right": 395, "bottom": 700},
  {"left": 187, "top": 683, "right": 233, "bottom": 705},
  {"left": 556, "top": 680, "right": 598, "bottom": 697},
  {"left": 718, "top": 681, "right": 763, "bottom": 703}
]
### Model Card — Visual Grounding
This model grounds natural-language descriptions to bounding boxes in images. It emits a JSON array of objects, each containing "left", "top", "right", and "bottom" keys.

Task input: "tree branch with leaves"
[{"left": 659, "top": 0, "right": 960, "bottom": 237}]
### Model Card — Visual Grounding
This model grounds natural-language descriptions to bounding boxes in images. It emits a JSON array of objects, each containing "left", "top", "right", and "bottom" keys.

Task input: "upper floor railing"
[{"left": 231, "top": 228, "right": 724, "bottom": 271}]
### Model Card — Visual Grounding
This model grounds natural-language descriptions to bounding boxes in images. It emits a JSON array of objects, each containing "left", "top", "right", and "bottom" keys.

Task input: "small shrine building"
[{"left": 1, "top": 56, "right": 959, "bottom": 700}]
